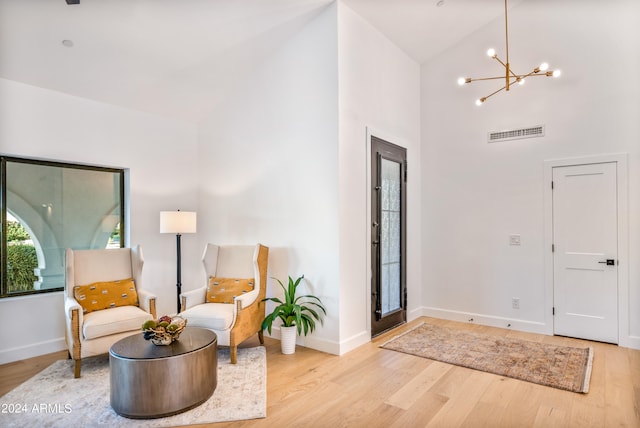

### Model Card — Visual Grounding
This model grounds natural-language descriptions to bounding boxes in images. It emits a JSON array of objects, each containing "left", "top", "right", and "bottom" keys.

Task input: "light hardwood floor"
[{"left": 2, "top": 317, "right": 639, "bottom": 427}]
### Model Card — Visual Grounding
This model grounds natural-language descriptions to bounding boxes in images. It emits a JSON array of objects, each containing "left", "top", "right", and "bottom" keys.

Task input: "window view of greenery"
[
  {"left": 1, "top": 157, "right": 125, "bottom": 298},
  {"left": 107, "top": 223, "right": 121, "bottom": 249},
  {"left": 6, "top": 214, "right": 38, "bottom": 293}
]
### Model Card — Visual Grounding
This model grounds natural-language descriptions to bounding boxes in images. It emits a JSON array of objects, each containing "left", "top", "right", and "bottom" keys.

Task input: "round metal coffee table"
[{"left": 109, "top": 327, "right": 217, "bottom": 419}]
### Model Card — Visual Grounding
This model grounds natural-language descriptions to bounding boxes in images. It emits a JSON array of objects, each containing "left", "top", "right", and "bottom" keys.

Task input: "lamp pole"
[
  {"left": 160, "top": 210, "right": 197, "bottom": 315},
  {"left": 175, "top": 232, "right": 182, "bottom": 313}
]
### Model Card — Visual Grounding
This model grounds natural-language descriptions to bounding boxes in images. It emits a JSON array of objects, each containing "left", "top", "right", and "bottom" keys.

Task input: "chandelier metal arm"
[
  {"left": 521, "top": 68, "right": 544, "bottom": 80},
  {"left": 467, "top": 69, "right": 555, "bottom": 88},
  {"left": 479, "top": 84, "right": 509, "bottom": 104},
  {"left": 467, "top": 76, "right": 509, "bottom": 83},
  {"left": 492, "top": 55, "right": 520, "bottom": 80}
]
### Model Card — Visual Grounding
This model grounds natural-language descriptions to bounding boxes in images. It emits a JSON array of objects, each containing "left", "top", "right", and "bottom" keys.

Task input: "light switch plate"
[{"left": 509, "top": 234, "right": 521, "bottom": 246}]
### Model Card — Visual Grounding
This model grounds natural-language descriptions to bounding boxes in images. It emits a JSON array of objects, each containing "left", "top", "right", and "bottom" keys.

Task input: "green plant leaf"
[
  {"left": 301, "top": 313, "right": 316, "bottom": 334},
  {"left": 301, "top": 306, "right": 321, "bottom": 322},
  {"left": 287, "top": 276, "right": 297, "bottom": 305},
  {"left": 262, "top": 297, "right": 284, "bottom": 305},
  {"left": 261, "top": 311, "right": 280, "bottom": 335},
  {"left": 295, "top": 295, "right": 326, "bottom": 314}
]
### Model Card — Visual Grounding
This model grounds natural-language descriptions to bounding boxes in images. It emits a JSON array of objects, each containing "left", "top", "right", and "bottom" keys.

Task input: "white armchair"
[
  {"left": 180, "top": 244, "right": 268, "bottom": 363},
  {"left": 64, "top": 245, "right": 156, "bottom": 378}
]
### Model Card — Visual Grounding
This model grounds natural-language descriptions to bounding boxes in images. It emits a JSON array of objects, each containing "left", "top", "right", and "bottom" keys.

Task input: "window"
[{"left": 1, "top": 157, "right": 125, "bottom": 297}]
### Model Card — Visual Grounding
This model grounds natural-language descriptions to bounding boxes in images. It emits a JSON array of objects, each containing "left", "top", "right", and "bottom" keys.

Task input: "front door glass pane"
[{"left": 380, "top": 158, "right": 401, "bottom": 315}]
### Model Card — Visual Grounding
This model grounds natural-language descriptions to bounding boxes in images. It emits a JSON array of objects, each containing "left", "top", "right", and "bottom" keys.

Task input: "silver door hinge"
[
  {"left": 552, "top": 244, "right": 555, "bottom": 252},
  {"left": 551, "top": 181, "right": 554, "bottom": 189},
  {"left": 552, "top": 307, "right": 555, "bottom": 315}
]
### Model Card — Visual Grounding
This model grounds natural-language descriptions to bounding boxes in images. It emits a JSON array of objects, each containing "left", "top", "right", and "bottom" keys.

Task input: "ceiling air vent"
[{"left": 488, "top": 125, "right": 545, "bottom": 143}]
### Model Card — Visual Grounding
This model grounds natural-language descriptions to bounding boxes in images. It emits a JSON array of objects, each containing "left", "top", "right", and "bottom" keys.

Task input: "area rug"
[
  {"left": 0, "top": 346, "right": 266, "bottom": 427},
  {"left": 381, "top": 323, "right": 593, "bottom": 393}
]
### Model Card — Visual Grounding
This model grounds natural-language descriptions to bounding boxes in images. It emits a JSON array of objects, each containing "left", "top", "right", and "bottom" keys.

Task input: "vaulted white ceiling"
[
  {"left": 343, "top": 0, "right": 523, "bottom": 64},
  {"left": 0, "top": 0, "right": 518, "bottom": 122}
]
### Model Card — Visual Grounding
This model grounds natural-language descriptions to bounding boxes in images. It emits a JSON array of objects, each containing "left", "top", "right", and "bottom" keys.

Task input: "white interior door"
[{"left": 552, "top": 162, "right": 618, "bottom": 343}]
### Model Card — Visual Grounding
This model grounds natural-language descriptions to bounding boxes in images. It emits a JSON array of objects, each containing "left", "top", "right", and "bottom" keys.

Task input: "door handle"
[{"left": 598, "top": 259, "right": 616, "bottom": 266}]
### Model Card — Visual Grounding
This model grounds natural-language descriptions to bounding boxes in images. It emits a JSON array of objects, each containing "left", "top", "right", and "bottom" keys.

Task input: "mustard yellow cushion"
[
  {"left": 74, "top": 278, "right": 139, "bottom": 314},
  {"left": 205, "top": 277, "right": 254, "bottom": 304}
]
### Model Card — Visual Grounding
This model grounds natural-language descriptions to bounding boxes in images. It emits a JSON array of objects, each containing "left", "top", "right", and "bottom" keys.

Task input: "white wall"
[
  {"left": 337, "top": 2, "right": 421, "bottom": 352},
  {"left": 196, "top": 4, "right": 340, "bottom": 353},
  {"left": 421, "top": 0, "right": 640, "bottom": 347},
  {"left": 0, "top": 78, "right": 199, "bottom": 363},
  {"left": 0, "top": 1, "right": 421, "bottom": 362}
]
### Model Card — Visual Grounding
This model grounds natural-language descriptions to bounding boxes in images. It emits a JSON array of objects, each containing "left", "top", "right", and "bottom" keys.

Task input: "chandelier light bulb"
[
  {"left": 518, "top": 78, "right": 525, "bottom": 85},
  {"left": 552, "top": 69, "right": 562, "bottom": 78},
  {"left": 457, "top": 77, "right": 467, "bottom": 86},
  {"left": 487, "top": 48, "right": 496, "bottom": 58},
  {"left": 475, "top": 99, "right": 483, "bottom": 106},
  {"left": 539, "top": 62, "right": 549, "bottom": 71}
]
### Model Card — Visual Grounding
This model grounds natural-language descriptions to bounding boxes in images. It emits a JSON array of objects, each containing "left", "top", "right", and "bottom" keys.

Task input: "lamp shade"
[{"left": 160, "top": 211, "right": 197, "bottom": 234}]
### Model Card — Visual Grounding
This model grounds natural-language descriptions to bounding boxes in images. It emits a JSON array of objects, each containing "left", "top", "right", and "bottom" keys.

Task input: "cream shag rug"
[
  {"left": 1, "top": 347, "right": 266, "bottom": 427},
  {"left": 381, "top": 323, "right": 593, "bottom": 393}
]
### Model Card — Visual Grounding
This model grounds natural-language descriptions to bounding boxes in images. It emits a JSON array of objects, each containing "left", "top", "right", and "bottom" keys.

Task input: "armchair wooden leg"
[
  {"left": 258, "top": 330, "right": 264, "bottom": 345},
  {"left": 230, "top": 346, "right": 238, "bottom": 364},
  {"left": 74, "top": 359, "right": 81, "bottom": 378},
  {"left": 70, "top": 308, "right": 82, "bottom": 378}
]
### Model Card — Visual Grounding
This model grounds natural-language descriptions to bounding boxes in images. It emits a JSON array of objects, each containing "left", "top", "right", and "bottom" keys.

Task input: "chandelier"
[{"left": 458, "top": 0, "right": 561, "bottom": 106}]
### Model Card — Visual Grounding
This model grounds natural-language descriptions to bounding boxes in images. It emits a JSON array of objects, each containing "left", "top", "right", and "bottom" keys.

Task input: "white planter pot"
[{"left": 280, "top": 326, "right": 298, "bottom": 354}]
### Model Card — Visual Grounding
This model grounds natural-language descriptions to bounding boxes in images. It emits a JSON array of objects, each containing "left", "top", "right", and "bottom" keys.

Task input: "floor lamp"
[{"left": 160, "top": 210, "right": 197, "bottom": 313}]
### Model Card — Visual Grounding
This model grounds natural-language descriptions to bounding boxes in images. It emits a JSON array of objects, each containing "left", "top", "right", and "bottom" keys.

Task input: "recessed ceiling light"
[{"left": 62, "top": 39, "right": 74, "bottom": 47}]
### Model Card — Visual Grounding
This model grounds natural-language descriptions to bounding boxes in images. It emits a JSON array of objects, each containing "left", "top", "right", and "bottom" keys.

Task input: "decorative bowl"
[{"left": 141, "top": 315, "right": 187, "bottom": 346}]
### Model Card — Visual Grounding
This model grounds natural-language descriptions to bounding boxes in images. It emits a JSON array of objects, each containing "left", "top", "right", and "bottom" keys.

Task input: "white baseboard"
[
  {"left": 407, "top": 307, "right": 424, "bottom": 322},
  {"left": 619, "top": 335, "right": 640, "bottom": 350},
  {"left": 336, "top": 330, "right": 371, "bottom": 355},
  {"left": 420, "top": 307, "right": 640, "bottom": 350},
  {"left": 303, "top": 329, "right": 372, "bottom": 356},
  {"left": 263, "top": 327, "right": 342, "bottom": 356},
  {"left": 420, "top": 306, "right": 550, "bottom": 336},
  {"left": 302, "top": 335, "right": 342, "bottom": 355},
  {"left": 0, "top": 337, "right": 67, "bottom": 365}
]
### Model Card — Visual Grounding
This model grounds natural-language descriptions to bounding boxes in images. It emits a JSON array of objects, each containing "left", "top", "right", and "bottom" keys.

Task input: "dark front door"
[{"left": 371, "top": 136, "right": 407, "bottom": 337}]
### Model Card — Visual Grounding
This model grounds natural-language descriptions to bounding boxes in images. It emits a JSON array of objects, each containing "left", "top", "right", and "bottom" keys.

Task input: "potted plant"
[{"left": 261, "top": 275, "right": 326, "bottom": 354}]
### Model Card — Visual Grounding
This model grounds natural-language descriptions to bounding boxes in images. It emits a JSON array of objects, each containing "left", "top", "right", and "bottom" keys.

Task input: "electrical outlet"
[{"left": 512, "top": 298, "right": 520, "bottom": 309}]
